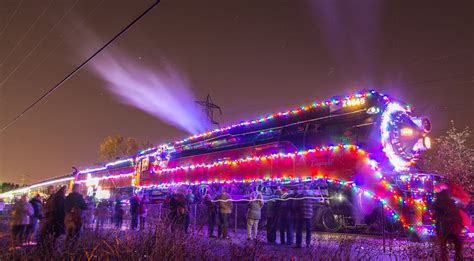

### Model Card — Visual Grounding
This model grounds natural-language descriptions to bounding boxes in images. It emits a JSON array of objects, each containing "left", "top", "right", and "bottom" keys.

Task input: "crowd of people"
[
  {"left": 3, "top": 182, "right": 470, "bottom": 259},
  {"left": 199, "top": 185, "right": 316, "bottom": 248}
]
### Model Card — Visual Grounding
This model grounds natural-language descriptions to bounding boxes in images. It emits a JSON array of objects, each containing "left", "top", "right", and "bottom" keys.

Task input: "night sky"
[{"left": 0, "top": 0, "right": 473, "bottom": 184}]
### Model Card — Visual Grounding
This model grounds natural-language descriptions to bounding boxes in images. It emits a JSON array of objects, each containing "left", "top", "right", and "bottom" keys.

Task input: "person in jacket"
[
  {"left": 185, "top": 189, "right": 194, "bottom": 233},
  {"left": 217, "top": 189, "right": 233, "bottom": 239},
  {"left": 37, "top": 186, "right": 66, "bottom": 247},
  {"left": 0, "top": 199, "right": 5, "bottom": 215},
  {"left": 139, "top": 195, "right": 149, "bottom": 230},
  {"left": 10, "top": 195, "right": 34, "bottom": 247},
  {"left": 279, "top": 188, "right": 293, "bottom": 245},
  {"left": 203, "top": 193, "right": 217, "bottom": 238},
  {"left": 266, "top": 188, "right": 281, "bottom": 243},
  {"left": 129, "top": 194, "right": 141, "bottom": 230},
  {"left": 95, "top": 200, "right": 109, "bottom": 231},
  {"left": 295, "top": 186, "right": 314, "bottom": 248},
  {"left": 433, "top": 189, "right": 464, "bottom": 261},
  {"left": 247, "top": 192, "right": 264, "bottom": 240},
  {"left": 64, "top": 184, "right": 87, "bottom": 242},
  {"left": 26, "top": 194, "right": 42, "bottom": 244},
  {"left": 114, "top": 199, "right": 124, "bottom": 229},
  {"left": 169, "top": 190, "right": 189, "bottom": 233}
]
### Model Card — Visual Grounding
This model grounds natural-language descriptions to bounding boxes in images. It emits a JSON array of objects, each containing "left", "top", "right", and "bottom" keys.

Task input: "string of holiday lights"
[
  {"left": 134, "top": 143, "right": 436, "bottom": 233},
  {"left": 77, "top": 158, "right": 135, "bottom": 175},
  {"left": 75, "top": 172, "right": 134, "bottom": 184},
  {"left": 380, "top": 102, "right": 417, "bottom": 171},
  {"left": 139, "top": 90, "right": 390, "bottom": 156}
]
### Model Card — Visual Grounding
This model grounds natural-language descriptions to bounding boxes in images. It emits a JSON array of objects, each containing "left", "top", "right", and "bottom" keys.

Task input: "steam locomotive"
[{"left": 2, "top": 90, "right": 437, "bottom": 235}]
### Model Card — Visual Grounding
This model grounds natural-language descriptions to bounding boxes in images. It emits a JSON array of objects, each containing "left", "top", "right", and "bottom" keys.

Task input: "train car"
[
  {"left": 134, "top": 90, "right": 437, "bottom": 236},
  {"left": 0, "top": 174, "right": 74, "bottom": 202},
  {"left": 75, "top": 158, "right": 135, "bottom": 200}
]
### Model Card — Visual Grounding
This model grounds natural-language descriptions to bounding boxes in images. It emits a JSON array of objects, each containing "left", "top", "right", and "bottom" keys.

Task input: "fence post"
[
  {"left": 193, "top": 204, "right": 197, "bottom": 230},
  {"left": 234, "top": 203, "right": 238, "bottom": 232},
  {"left": 158, "top": 203, "right": 162, "bottom": 221}
]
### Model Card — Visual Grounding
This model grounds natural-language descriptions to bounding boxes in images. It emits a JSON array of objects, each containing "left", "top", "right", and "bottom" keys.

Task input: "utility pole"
[
  {"left": 20, "top": 174, "right": 27, "bottom": 186},
  {"left": 195, "top": 94, "right": 222, "bottom": 129}
]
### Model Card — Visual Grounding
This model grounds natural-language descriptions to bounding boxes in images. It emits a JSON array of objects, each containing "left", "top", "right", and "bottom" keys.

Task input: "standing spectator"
[
  {"left": 37, "top": 186, "right": 66, "bottom": 248},
  {"left": 129, "top": 194, "right": 141, "bottom": 230},
  {"left": 185, "top": 189, "right": 194, "bottom": 233},
  {"left": 295, "top": 186, "right": 314, "bottom": 248},
  {"left": 26, "top": 194, "right": 42, "bottom": 244},
  {"left": 10, "top": 195, "right": 34, "bottom": 247},
  {"left": 186, "top": 189, "right": 195, "bottom": 204},
  {"left": 64, "top": 184, "right": 87, "bottom": 242},
  {"left": 84, "top": 196, "right": 96, "bottom": 229},
  {"left": 432, "top": 189, "right": 464, "bottom": 261},
  {"left": 139, "top": 195, "right": 149, "bottom": 230},
  {"left": 114, "top": 199, "right": 124, "bottom": 229},
  {"left": 217, "top": 189, "right": 233, "bottom": 240},
  {"left": 203, "top": 193, "right": 217, "bottom": 238},
  {"left": 247, "top": 192, "right": 264, "bottom": 240},
  {"left": 169, "top": 190, "right": 189, "bottom": 233},
  {"left": 95, "top": 200, "right": 108, "bottom": 231},
  {"left": 0, "top": 199, "right": 5, "bottom": 215},
  {"left": 266, "top": 189, "right": 281, "bottom": 243},
  {"left": 279, "top": 188, "right": 293, "bottom": 245}
]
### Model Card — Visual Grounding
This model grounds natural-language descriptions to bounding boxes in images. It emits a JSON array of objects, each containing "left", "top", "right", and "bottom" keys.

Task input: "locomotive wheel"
[{"left": 321, "top": 208, "right": 342, "bottom": 232}]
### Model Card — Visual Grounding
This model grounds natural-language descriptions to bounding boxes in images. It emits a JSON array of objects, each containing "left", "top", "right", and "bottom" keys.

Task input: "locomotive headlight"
[
  {"left": 336, "top": 193, "right": 345, "bottom": 201},
  {"left": 366, "top": 106, "right": 380, "bottom": 115},
  {"left": 423, "top": 136, "right": 432, "bottom": 150},
  {"left": 401, "top": 128, "right": 414, "bottom": 136}
]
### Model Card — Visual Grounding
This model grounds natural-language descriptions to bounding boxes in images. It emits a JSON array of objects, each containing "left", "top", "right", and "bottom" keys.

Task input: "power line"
[{"left": 0, "top": 0, "right": 161, "bottom": 133}]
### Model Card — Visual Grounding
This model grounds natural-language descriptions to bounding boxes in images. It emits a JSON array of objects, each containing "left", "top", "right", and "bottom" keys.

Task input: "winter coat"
[
  {"left": 139, "top": 199, "right": 149, "bottom": 217},
  {"left": 65, "top": 192, "right": 87, "bottom": 213},
  {"left": 247, "top": 199, "right": 263, "bottom": 220},
  {"left": 186, "top": 193, "right": 195, "bottom": 204},
  {"left": 218, "top": 193, "right": 233, "bottom": 214},
  {"left": 170, "top": 193, "right": 189, "bottom": 219},
  {"left": 203, "top": 195, "right": 217, "bottom": 214},
  {"left": 10, "top": 200, "right": 34, "bottom": 226},
  {"left": 266, "top": 197, "right": 278, "bottom": 218},
  {"left": 298, "top": 191, "right": 314, "bottom": 219},
  {"left": 115, "top": 201, "right": 125, "bottom": 217},
  {"left": 130, "top": 196, "right": 141, "bottom": 215},
  {"left": 29, "top": 198, "right": 43, "bottom": 219},
  {"left": 279, "top": 192, "right": 294, "bottom": 219},
  {"left": 433, "top": 190, "right": 464, "bottom": 237}
]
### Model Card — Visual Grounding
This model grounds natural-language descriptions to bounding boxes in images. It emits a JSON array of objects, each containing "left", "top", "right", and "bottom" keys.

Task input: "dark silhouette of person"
[
  {"left": 432, "top": 189, "right": 464, "bottom": 261},
  {"left": 169, "top": 190, "right": 189, "bottom": 233},
  {"left": 129, "top": 194, "right": 141, "bottom": 230},
  {"left": 295, "top": 186, "right": 314, "bottom": 248},
  {"left": 37, "top": 186, "right": 67, "bottom": 248},
  {"left": 114, "top": 199, "right": 124, "bottom": 229},
  {"left": 64, "top": 184, "right": 87, "bottom": 243}
]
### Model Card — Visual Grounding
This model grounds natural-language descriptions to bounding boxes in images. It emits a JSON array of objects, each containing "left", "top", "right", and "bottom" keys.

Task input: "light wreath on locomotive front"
[{"left": 132, "top": 90, "right": 436, "bottom": 235}]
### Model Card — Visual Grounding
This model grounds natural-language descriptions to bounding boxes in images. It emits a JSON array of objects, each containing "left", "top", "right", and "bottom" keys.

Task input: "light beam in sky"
[{"left": 88, "top": 51, "right": 208, "bottom": 134}]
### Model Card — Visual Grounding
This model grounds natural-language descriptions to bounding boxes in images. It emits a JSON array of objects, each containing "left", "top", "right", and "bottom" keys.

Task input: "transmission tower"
[{"left": 195, "top": 94, "right": 222, "bottom": 128}]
